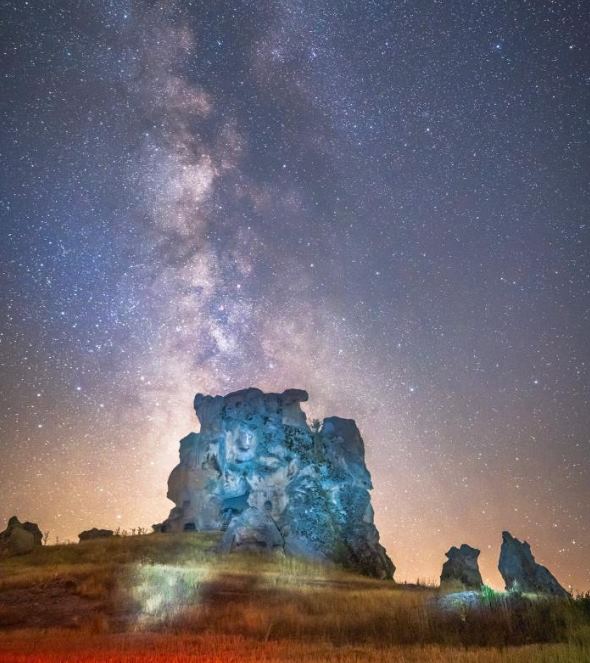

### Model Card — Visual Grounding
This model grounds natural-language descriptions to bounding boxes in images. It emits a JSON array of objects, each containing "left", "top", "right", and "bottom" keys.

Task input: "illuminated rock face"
[
  {"left": 498, "top": 531, "right": 569, "bottom": 597},
  {"left": 160, "top": 387, "right": 394, "bottom": 579}
]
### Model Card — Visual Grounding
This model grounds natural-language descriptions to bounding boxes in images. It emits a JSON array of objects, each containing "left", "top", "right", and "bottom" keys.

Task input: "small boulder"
[
  {"left": 440, "top": 544, "right": 483, "bottom": 591},
  {"left": 78, "top": 528, "right": 114, "bottom": 542},
  {"left": 0, "top": 516, "right": 43, "bottom": 556},
  {"left": 498, "top": 531, "right": 570, "bottom": 597}
]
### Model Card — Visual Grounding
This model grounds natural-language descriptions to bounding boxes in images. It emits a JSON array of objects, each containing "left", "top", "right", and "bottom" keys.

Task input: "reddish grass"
[{"left": 0, "top": 632, "right": 588, "bottom": 663}]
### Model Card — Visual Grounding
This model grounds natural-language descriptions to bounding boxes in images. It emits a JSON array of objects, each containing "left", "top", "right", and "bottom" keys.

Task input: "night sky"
[{"left": 1, "top": 1, "right": 588, "bottom": 590}]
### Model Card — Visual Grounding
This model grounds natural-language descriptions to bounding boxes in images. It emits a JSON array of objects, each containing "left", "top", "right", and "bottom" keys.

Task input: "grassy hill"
[{"left": 0, "top": 533, "right": 588, "bottom": 662}]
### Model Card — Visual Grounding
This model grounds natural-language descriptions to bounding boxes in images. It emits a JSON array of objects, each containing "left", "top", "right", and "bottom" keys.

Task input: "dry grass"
[
  {"left": 0, "top": 533, "right": 588, "bottom": 662},
  {"left": 0, "top": 631, "right": 589, "bottom": 663}
]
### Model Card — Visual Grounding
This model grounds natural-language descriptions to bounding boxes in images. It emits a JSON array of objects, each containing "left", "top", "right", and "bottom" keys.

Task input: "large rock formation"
[
  {"left": 159, "top": 388, "right": 394, "bottom": 578},
  {"left": 440, "top": 544, "right": 483, "bottom": 591},
  {"left": 498, "top": 531, "right": 570, "bottom": 597},
  {"left": 0, "top": 516, "right": 42, "bottom": 556}
]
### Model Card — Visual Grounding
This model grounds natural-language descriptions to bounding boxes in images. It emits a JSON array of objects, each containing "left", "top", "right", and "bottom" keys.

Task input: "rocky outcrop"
[
  {"left": 498, "top": 531, "right": 570, "bottom": 597},
  {"left": 0, "top": 516, "right": 42, "bottom": 556},
  {"left": 440, "top": 544, "right": 483, "bottom": 591},
  {"left": 159, "top": 387, "right": 394, "bottom": 578},
  {"left": 78, "top": 528, "right": 114, "bottom": 542}
]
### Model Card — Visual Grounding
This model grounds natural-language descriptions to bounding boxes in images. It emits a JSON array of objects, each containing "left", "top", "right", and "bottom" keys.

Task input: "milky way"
[{"left": 1, "top": 1, "right": 589, "bottom": 589}]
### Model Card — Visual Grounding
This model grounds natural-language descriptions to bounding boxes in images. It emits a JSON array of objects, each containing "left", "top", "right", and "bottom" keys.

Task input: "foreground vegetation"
[{"left": 0, "top": 533, "right": 588, "bottom": 662}]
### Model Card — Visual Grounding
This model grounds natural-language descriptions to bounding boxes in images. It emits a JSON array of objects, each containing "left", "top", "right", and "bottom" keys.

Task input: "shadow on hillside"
[{"left": 114, "top": 564, "right": 580, "bottom": 648}]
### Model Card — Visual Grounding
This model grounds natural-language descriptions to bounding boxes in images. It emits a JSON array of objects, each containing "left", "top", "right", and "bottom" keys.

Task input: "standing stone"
[
  {"left": 440, "top": 544, "right": 483, "bottom": 591},
  {"left": 498, "top": 531, "right": 570, "bottom": 597},
  {"left": 159, "top": 387, "right": 395, "bottom": 579}
]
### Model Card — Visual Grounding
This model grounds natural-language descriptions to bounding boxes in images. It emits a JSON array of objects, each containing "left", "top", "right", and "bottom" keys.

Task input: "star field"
[{"left": 0, "top": 1, "right": 589, "bottom": 589}]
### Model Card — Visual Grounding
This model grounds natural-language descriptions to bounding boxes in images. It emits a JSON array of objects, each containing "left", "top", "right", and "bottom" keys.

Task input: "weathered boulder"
[
  {"left": 160, "top": 387, "right": 395, "bottom": 578},
  {"left": 78, "top": 528, "right": 114, "bottom": 542},
  {"left": 0, "top": 516, "right": 42, "bottom": 556},
  {"left": 21, "top": 519, "right": 43, "bottom": 546},
  {"left": 498, "top": 531, "right": 570, "bottom": 597},
  {"left": 440, "top": 544, "right": 483, "bottom": 591}
]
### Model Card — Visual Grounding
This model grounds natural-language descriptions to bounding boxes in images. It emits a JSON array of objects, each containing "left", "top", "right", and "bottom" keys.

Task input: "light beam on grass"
[{"left": 130, "top": 563, "right": 210, "bottom": 625}]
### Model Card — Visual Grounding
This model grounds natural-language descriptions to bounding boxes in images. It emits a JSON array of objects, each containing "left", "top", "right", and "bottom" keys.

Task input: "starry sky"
[{"left": 1, "top": 1, "right": 589, "bottom": 590}]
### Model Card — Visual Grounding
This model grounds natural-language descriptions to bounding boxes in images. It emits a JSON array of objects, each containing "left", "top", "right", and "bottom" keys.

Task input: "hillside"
[{"left": 0, "top": 533, "right": 588, "bottom": 662}]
